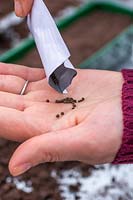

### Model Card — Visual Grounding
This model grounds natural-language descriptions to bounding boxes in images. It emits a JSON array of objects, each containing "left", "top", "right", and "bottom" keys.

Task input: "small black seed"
[
  {"left": 61, "top": 112, "right": 64, "bottom": 116},
  {"left": 78, "top": 97, "right": 85, "bottom": 103},
  {"left": 55, "top": 100, "right": 62, "bottom": 103},
  {"left": 72, "top": 104, "right": 76, "bottom": 107},
  {"left": 56, "top": 114, "right": 60, "bottom": 118},
  {"left": 46, "top": 99, "right": 50, "bottom": 103}
]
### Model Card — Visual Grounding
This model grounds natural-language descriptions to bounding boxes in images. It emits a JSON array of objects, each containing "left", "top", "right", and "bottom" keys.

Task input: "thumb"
[
  {"left": 9, "top": 127, "right": 83, "bottom": 176},
  {"left": 14, "top": 0, "right": 33, "bottom": 17}
]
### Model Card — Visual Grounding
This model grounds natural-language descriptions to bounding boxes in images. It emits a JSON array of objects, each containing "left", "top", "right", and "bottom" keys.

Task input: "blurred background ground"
[{"left": 0, "top": 1, "right": 133, "bottom": 200}]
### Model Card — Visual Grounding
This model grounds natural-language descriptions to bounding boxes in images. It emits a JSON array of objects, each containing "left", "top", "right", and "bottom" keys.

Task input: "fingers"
[
  {"left": 9, "top": 126, "right": 83, "bottom": 176},
  {"left": 0, "top": 75, "right": 26, "bottom": 94},
  {"left": 0, "top": 107, "right": 30, "bottom": 141},
  {"left": 0, "top": 63, "right": 45, "bottom": 81},
  {"left": 14, "top": 0, "right": 34, "bottom": 17},
  {"left": 0, "top": 92, "right": 25, "bottom": 110}
]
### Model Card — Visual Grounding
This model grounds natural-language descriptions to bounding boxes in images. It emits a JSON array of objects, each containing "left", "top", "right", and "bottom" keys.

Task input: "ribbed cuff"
[{"left": 112, "top": 69, "right": 133, "bottom": 164}]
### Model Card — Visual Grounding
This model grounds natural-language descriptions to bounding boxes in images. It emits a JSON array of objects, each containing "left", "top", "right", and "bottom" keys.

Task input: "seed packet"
[{"left": 27, "top": 0, "right": 77, "bottom": 93}]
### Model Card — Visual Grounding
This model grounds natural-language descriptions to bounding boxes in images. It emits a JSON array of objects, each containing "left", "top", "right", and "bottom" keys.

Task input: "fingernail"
[
  {"left": 15, "top": 0, "right": 23, "bottom": 17},
  {"left": 12, "top": 163, "right": 32, "bottom": 176}
]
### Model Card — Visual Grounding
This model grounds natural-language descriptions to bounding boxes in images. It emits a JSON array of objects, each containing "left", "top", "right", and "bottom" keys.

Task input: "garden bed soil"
[
  {"left": 0, "top": 0, "right": 80, "bottom": 54},
  {"left": 16, "top": 11, "right": 132, "bottom": 67}
]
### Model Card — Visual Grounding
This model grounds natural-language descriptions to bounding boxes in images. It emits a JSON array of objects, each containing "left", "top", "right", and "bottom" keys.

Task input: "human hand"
[
  {"left": 2, "top": 63, "right": 123, "bottom": 176},
  {"left": 14, "top": 0, "right": 34, "bottom": 17}
]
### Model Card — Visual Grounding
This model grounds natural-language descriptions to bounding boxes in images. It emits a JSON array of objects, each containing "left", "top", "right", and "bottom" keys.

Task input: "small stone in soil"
[
  {"left": 112, "top": 177, "right": 116, "bottom": 183},
  {"left": 75, "top": 195, "right": 80, "bottom": 200},
  {"left": 69, "top": 183, "right": 80, "bottom": 193}
]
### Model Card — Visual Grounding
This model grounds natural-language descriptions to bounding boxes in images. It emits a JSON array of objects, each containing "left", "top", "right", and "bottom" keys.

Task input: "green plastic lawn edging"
[
  {"left": 93, "top": 0, "right": 133, "bottom": 15},
  {"left": 0, "top": 2, "right": 95, "bottom": 63},
  {"left": 79, "top": 25, "right": 133, "bottom": 69},
  {"left": 0, "top": 0, "right": 133, "bottom": 63}
]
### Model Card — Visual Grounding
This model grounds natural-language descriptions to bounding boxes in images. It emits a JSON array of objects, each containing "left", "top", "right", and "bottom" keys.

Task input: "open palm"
[{"left": 0, "top": 63, "right": 123, "bottom": 175}]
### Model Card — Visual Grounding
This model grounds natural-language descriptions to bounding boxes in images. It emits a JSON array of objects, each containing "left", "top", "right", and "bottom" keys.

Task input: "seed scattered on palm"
[
  {"left": 56, "top": 114, "right": 60, "bottom": 119},
  {"left": 46, "top": 99, "right": 50, "bottom": 103},
  {"left": 46, "top": 97, "right": 85, "bottom": 118},
  {"left": 55, "top": 97, "right": 85, "bottom": 107},
  {"left": 78, "top": 97, "right": 85, "bottom": 103}
]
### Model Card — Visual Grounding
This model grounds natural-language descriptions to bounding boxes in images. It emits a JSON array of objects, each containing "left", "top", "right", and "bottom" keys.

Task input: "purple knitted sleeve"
[{"left": 112, "top": 69, "right": 133, "bottom": 164}]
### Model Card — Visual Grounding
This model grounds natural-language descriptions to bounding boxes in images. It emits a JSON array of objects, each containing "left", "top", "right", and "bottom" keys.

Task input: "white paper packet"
[{"left": 27, "top": 0, "right": 77, "bottom": 93}]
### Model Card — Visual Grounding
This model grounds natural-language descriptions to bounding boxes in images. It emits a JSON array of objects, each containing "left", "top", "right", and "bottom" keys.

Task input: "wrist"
[{"left": 113, "top": 69, "right": 133, "bottom": 164}]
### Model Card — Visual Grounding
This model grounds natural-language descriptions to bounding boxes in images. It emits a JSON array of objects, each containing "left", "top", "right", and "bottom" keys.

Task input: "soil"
[
  {"left": 0, "top": 1, "right": 133, "bottom": 200},
  {"left": 0, "top": 138, "right": 95, "bottom": 200},
  {"left": 15, "top": 11, "right": 132, "bottom": 67},
  {"left": 0, "top": 0, "right": 80, "bottom": 54},
  {"left": 82, "top": 25, "right": 133, "bottom": 70}
]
